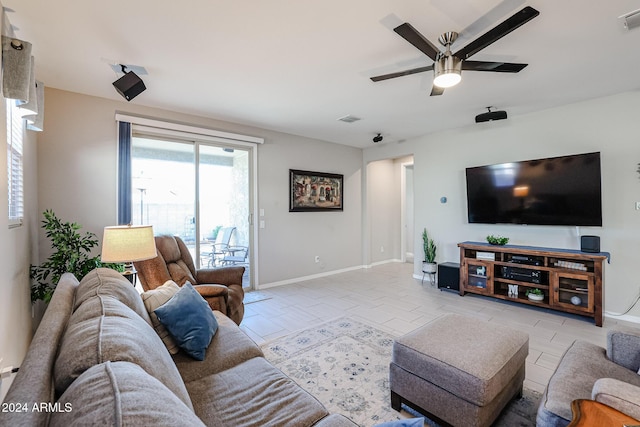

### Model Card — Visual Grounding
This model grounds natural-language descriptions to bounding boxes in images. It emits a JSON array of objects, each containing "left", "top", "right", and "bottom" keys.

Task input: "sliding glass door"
[{"left": 131, "top": 136, "right": 251, "bottom": 288}]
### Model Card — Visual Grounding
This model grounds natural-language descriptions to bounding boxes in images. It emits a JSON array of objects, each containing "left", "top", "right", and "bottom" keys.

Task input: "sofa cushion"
[
  {"left": 186, "top": 357, "right": 330, "bottom": 426},
  {"left": 592, "top": 378, "right": 640, "bottom": 420},
  {"left": 50, "top": 361, "right": 204, "bottom": 427},
  {"left": 54, "top": 297, "right": 193, "bottom": 410},
  {"left": 141, "top": 280, "right": 180, "bottom": 354},
  {"left": 74, "top": 268, "right": 151, "bottom": 324},
  {"left": 173, "top": 311, "right": 263, "bottom": 383},
  {"left": 154, "top": 282, "right": 217, "bottom": 361}
]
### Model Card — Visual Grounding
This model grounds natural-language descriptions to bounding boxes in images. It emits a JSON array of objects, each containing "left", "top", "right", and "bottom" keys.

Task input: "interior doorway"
[{"left": 401, "top": 162, "right": 414, "bottom": 263}]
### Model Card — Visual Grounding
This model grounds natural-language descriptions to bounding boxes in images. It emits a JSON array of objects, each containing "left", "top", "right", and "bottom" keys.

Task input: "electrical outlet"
[
  {"left": 380, "top": 246, "right": 384, "bottom": 253},
  {"left": 315, "top": 255, "right": 320, "bottom": 263},
  {"left": 636, "top": 202, "right": 640, "bottom": 210}
]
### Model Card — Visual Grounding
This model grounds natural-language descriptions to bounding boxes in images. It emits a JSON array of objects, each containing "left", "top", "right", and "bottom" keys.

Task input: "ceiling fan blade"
[
  {"left": 462, "top": 61, "right": 528, "bottom": 72},
  {"left": 454, "top": 0, "right": 525, "bottom": 46},
  {"left": 370, "top": 65, "right": 434, "bottom": 82},
  {"left": 394, "top": 23, "right": 441, "bottom": 61},
  {"left": 430, "top": 85, "right": 445, "bottom": 96},
  {"left": 454, "top": 6, "right": 539, "bottom": 60}
]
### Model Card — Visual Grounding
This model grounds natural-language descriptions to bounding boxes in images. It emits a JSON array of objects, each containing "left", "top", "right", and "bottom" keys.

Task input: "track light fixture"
[{"left": 112, "top": 64, "right": 146, "bottom": 101}]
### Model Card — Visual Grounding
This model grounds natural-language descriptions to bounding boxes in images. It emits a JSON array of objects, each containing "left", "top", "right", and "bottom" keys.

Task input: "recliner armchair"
[{"left": 134, "top": 235, "right": 244, "bottom": 325}]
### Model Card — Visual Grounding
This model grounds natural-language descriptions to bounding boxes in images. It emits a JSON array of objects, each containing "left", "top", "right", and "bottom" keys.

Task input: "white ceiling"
[{"left": 4, "top": 0, "right": 640, "bottom": 148}]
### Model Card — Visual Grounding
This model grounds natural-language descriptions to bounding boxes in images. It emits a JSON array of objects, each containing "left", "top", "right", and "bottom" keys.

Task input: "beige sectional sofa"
[{"left": 0, "top": 268, "right": 356, "bottom": 426}]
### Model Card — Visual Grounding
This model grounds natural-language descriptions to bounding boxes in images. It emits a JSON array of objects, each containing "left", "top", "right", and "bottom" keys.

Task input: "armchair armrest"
[
  {"left": 607, "top": 328, "right": 640, "bottom": 371},
  {"left": 193, "top": 284, "right": 229, "bottom": 300},
  {"left": 196, "top": 266, "right": 245, "bottom": 286},
  {"left": 592, "top": 378, "right": 640, "bottom": 420}
]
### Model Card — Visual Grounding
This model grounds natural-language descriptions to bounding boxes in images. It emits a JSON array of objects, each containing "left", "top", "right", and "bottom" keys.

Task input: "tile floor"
[{"left": 240, "top": 262, "right": 638, "bottom": 394}]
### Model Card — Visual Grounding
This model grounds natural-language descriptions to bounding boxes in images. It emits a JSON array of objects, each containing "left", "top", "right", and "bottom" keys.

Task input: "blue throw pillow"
[
  {"left": 373, "top": 418, "right": 424, "bottom": 427},
  {"left": 154, "top": 282, "right": 218, "bottom": 361}
]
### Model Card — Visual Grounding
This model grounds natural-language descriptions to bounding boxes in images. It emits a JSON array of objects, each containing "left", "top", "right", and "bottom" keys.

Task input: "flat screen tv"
[{"left": 465, "top": 152, "right": 602, "bottom": 226}]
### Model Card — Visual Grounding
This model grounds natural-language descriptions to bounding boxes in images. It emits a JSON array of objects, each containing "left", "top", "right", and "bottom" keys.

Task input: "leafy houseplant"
[
  {"left": 30, "top": 210, "right": 122, "bottom": 303},
  {"left": 486, "top": 235, "right": 509, "bottom": 245},
  {"left": 422, "top": 228, "right": 437, "bottom": 273}
]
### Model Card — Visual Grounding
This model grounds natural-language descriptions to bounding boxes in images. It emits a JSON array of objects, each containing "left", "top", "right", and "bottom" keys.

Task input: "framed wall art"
[{"left": 289, "top": 169, "right": 343, "bottom": 212}]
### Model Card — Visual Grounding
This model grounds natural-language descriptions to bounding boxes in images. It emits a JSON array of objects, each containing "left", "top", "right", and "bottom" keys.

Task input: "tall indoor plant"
[
  {"left": 422, "top": 227, "right": 437, "bottom": 274},
  {"left": 30, "top": 209, "right": 121, "bottom": 303}
]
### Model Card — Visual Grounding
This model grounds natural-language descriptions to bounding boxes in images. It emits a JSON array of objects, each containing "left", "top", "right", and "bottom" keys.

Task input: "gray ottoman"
[{"left": 390, "top": 313, "right": 529, "bottom": 427}]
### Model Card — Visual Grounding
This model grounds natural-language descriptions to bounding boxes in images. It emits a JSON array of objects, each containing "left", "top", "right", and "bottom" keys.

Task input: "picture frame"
[{"left": 289, "top": 169, "right": 344, "bottom": 212}]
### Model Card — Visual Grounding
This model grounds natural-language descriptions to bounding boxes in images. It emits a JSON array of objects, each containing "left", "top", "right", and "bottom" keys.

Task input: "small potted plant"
[
  {"left": 526, "top": 288, "right": 544, "bottom": 302},
  {"left": 486, "top": 235, "right": 509, "bottom": 245},
  {"left": 422, "top": 228, "right": 437, "bottom": 274}
]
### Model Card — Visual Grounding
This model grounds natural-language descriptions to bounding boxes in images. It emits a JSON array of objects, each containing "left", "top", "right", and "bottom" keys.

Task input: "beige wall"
[
  {"left": 0, "top": 102, "right": 38, "bottom": 401},
  {"left": 37, "top": 88, "right": 364, "bottom": 286},
  {"left": 364, "top": 90, "right": 640, "bottom": 319}
]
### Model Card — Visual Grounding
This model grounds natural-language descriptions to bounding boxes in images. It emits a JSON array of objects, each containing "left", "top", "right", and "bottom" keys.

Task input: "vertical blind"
[{"left": 7, "top": 99, "right": 23, "bottom": 224}]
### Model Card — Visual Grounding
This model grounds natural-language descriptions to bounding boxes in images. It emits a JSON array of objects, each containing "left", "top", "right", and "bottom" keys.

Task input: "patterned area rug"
[{"left": 261, "top": 317, "right": 540, "bottom": 427}]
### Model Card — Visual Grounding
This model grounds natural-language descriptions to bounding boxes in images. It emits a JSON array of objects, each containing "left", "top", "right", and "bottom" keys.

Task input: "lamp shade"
[{"left": 101, "top": 225, "right": 157, "bottom": 263}]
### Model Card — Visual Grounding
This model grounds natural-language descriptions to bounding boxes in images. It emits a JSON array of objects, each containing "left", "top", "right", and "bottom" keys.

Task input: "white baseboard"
[
  {"left": 258, "top": 265, "right": 365, "bottom": 289},
  {"left": 604, "top": 313, "right": 640, "bottom": 324},
  {"left": 258, "top": 259, "right": 403, "bottom": 289}
]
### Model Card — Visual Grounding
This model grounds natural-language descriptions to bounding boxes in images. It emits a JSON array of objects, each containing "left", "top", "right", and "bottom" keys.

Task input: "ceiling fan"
[{"left": 370, "top": 6, "right": 539, "bottom": 96}]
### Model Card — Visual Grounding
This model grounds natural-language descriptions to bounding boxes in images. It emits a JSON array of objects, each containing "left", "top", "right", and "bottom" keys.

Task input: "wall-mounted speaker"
[
  {"left": 475, "top": 110, "right": 507, "bottom": 123},
  {"left": 580, "top": 235, "right": 600, "bottom": 253},
  {"left": 113, "top": 71, "right": 146, "bottom": 101}
]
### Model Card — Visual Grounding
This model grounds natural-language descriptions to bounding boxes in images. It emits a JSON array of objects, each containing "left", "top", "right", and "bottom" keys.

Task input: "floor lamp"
[{"left": 101, "top": 225, "right": 157, "bottom": 284}]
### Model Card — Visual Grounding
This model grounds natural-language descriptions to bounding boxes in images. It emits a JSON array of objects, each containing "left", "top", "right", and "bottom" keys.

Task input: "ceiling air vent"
[{"left": 337, "top": 115, "right": 362, "bottom": 123}]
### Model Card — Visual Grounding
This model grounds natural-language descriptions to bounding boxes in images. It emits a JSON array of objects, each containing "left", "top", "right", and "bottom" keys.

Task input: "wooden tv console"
[{"left": 458, "top": 242, "right": 609, "bottom": 326}]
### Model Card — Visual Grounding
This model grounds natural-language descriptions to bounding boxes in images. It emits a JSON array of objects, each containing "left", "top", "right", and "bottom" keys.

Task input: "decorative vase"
[
  {"left": 527, "top": 293, "right": 544, "bottom": 302},
  {"left": 570, "top": 296, "right": 582, "bottom": 306},
  {"left": 422, "top": 262, "right": 437, "bottom": 274}
]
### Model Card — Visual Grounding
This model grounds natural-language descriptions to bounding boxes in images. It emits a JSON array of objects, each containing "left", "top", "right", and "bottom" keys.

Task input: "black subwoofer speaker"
[
  {"left": 581, "top": 235, "right": 600, "bottom": 253},
  {"left": 437, "top": 262, "right": 460, "bottom": 292}
]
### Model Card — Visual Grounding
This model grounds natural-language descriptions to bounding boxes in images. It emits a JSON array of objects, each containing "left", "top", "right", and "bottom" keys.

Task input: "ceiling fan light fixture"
[{"left": 433, "top": 55, "right": 462, "bottom": 88}]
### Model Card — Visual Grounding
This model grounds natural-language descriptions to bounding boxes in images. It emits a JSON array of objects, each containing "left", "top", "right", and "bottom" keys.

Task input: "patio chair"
[
  {"left": 134, "top": 235, "right": 244, "bottom": 325},
  {"left": 201, "top": 226, "right": 236, "bottom": 267},
  {"left": 222, "top": 245, "right": 249, "bottom": 266}
]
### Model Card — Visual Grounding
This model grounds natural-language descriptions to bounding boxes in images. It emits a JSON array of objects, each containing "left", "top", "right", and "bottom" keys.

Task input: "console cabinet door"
[
  {"left": 463, "top": 260, "right": 493, "bottom": 295},
  {"left": 551, "top": 271, "right": 594, "bottom": 313}
]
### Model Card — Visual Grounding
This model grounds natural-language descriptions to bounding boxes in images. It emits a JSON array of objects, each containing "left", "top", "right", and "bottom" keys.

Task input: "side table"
[{"left": 568, "top": 399, "right": 640, "bottom": 427}]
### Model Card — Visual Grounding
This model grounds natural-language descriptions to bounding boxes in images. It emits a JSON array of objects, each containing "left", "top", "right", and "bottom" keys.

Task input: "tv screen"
[{"left": 465, "top": 152, "right": 602, "bottom": 226}]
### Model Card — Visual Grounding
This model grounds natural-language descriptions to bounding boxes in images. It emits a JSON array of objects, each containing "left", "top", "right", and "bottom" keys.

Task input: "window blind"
[{"left": 7, "top": 99, "right": 24, "bottom": 226}]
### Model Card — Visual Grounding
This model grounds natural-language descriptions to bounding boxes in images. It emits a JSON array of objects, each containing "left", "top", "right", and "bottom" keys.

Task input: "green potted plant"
[
  {"left": 30, "top": 210, "right": 123, "bottom": 303},
  {"left": 422, "top": 228, "right": 437, "bottom": 274},
  {"left": 486, "top": 235, "right": 509, "bottom": 245},
  {"left": 525, "top": 288, "right": 544, "bottom": 302}
]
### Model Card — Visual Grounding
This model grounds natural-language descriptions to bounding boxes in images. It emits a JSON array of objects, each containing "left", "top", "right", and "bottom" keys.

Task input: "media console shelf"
[{"left": 458, "top": 241, "right": 609, "bottom": 326}]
